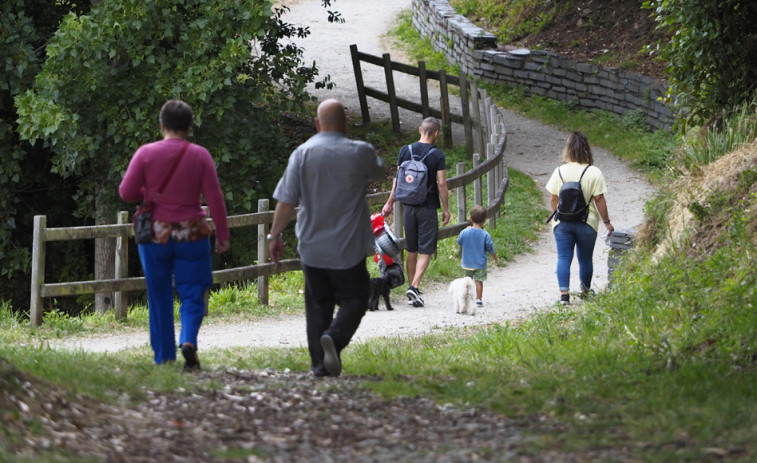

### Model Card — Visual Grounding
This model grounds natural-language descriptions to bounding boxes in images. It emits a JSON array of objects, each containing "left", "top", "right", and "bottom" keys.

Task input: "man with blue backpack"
[{"left": 382, "top": 117, "right": 450, "bottom": 307}]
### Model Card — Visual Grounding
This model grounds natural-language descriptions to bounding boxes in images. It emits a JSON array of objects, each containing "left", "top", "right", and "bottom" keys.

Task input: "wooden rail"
[
  {"left": 352, "top": 44, "right": 486, "bottom": 154},
  {"left": 29, "top": 58, "right": 509, "bottom": 327}
]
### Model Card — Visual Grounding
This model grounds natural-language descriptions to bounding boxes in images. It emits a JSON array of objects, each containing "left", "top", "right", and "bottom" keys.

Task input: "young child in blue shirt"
[{"left": 457, "top": 205, "right": 498, "bottom": 307}]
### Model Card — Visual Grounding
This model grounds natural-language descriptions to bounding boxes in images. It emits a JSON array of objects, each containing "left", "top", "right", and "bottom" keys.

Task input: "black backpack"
[
  {"left": 393, "top": 144, "right": 431, "bottom": 206},
  {"left": 546, "top": 165, "right": 592, "bottom": 223}
]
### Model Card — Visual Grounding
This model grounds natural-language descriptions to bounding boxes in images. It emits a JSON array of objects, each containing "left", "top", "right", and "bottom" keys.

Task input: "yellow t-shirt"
[{"left": 545, "top": 162, "right": 608, "bottom": 232}]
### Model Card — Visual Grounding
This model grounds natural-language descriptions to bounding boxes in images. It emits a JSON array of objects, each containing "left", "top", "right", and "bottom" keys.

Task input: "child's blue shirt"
[{"left": 457, "top": 227, "right": 495, "bottom": 270}]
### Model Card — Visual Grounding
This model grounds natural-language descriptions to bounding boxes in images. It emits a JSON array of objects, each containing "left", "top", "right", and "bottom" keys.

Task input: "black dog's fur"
[
  {"left": 368, "top": 277, "right": 394, "bottom": 311},
  {"left": 368, "top": 263, "right": 404, "bottom": 311}
]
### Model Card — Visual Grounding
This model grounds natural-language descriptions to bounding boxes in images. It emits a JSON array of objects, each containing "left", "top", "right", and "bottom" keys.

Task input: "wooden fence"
[
  {"left": 29, "top": 60, "right": 509, "bottom": 327},
  {"left": 351, "top": 44, "right": 493, "bottom": 159}
]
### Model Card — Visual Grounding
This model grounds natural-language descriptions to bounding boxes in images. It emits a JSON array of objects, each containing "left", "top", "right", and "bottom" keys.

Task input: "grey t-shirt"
[{"left": 273, "top": 131, "right": 385, "bottom": 269}]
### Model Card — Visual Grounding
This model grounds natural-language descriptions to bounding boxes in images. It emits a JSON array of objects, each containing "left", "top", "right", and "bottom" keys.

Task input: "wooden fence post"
[
  {"left": 392, "top": 201, "right": 403, "bottom": 242},
  {"left": 258, "top": 199, "right": 269, "bottom": 305},
  {"left": 439, "top": 70, "right": 452, "bottom": 148},
  {"left": 473, "top": 153, "right": 482, "bottom": 207},
  {"left": 459, "top": 74, "right": 474, "bottom": 157},
  {"left": 419, "top": 60, "right": 430, "bottom": 118},
  {"left": 487, "top": 141, "right": 496, "bottom": 228},
  {"left": 456, "top": 162, "right": 466, "bottom": 223},
  {"left": 114, "top": 211, "right": 129, "bottom": 320},
  {"left": 470, "top": 81, "right": 483, "bottom": 157},
  {"left": 482, "top": 91, "right": 491, "bottom": 136},
  {"left": 382, "top": 53, "right": 401, "bottom": 134},
  {"left": 350, "top": 44, "right": 371, "bottom": 124},
  {"left": 30, "top": 215, "right": 46, "bottom": 327}
]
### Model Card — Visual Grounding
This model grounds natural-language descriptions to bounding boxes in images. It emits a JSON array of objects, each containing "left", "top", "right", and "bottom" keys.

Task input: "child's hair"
[{"left": 469, "top": 205, "right": 487, "bottom": 224}]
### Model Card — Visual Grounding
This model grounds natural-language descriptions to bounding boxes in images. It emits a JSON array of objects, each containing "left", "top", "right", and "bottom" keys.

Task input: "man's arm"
[
  {"left": 268, "top": 201, "right": 297, "bottom": 265},
  {"left": 437, "top": 170, "right": 450, "bottom": 226},
  {"left": 382, "top": 177, "right": 397, "bottom": 217}
]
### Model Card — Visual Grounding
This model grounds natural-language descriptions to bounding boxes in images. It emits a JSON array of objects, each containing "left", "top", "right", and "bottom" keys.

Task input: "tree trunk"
[{"left": 94, "top": 198, "right": 115, "bottom": 314}]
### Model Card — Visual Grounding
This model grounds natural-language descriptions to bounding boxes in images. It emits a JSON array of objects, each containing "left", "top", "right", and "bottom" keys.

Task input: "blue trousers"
[
  {"left": 553, "top": 221, "right": 598, "bottom": 292},
  {"left": 301, "top": 260, "right": 369, "bottom": 376},
  {"left": 138, "top": 238, "right": 212, "bottom": 364}
]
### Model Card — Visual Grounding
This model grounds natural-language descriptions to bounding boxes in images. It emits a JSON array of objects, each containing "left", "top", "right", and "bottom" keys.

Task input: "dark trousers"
[{"left": 301, "top": 260, "right": 369, "bottom": 376}]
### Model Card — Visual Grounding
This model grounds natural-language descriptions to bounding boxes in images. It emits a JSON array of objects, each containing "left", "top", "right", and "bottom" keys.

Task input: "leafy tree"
[
  {"left": 644, "top": 0, "right": 757, "bottom": 126},
  {"left": 1, "top": 1, "right": 93, "bottom": 309},
  {"left": 14, "top": 0, "right": 327, "bottom": 312}
]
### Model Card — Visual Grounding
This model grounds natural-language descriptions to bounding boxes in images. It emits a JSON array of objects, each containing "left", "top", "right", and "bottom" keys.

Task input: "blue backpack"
[{"left": 394, "top": 144, "right": 431, "bottom": 206}]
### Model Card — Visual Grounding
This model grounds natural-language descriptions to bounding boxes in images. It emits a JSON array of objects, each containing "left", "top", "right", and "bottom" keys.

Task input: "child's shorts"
[{"left": 463, "top": 268, "right": 487, "bottom": 281}]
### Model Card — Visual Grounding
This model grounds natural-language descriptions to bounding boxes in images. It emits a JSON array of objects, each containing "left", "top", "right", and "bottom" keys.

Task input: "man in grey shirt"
[{"left": 268, "top": 99, "right": 385, "bottom": 377}]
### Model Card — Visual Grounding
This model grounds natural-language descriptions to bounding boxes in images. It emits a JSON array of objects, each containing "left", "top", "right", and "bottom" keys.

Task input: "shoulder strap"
[
  {"left": 558, "top": 165, "right": 590, "bottom": 184},
  {"left": 577, "top": 165, "right": 590, "bottom": 182},
  {"left": 408, "top": 143, "right": 433, "bottom": 163},
  {"left": 153, "top": 141, "right": 190, "bottom": 201}
]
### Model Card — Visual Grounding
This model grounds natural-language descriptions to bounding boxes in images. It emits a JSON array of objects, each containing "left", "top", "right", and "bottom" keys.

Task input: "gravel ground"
[{"left": 27, "top": 2, "right": 655, "bottom": 461}]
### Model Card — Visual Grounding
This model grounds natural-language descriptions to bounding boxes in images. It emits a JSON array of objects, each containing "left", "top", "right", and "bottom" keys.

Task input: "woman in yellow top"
[{"left": 546, "top": 132, "right": 614, "bottom": 305}]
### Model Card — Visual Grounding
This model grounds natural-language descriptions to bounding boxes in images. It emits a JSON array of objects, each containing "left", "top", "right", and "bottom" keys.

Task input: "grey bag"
[{"left": 394, "top": 144, "right": 431, "bottom": 206}]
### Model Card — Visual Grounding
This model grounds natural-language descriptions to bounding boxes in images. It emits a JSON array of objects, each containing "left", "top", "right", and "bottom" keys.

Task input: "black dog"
[{"left": 368, "top": 263, "right": 405, "bottom": 311}]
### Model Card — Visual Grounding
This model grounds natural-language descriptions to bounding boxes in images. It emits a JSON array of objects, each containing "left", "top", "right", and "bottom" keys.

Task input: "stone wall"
[{"left": 411, "top": 0, "right": 674, "bottom": 129}]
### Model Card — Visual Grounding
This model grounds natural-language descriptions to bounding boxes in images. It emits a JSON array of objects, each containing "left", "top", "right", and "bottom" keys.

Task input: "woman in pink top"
[{"left": 119, "top": 100, "right": 230, "bottom": 370}]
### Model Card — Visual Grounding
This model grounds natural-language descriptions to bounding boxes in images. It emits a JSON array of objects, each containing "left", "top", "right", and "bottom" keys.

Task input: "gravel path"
[{"left": 49, "top": 0, "right": 654, "bottom": 356}]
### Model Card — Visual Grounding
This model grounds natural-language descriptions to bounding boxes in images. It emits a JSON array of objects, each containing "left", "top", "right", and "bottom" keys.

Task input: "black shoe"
[
  {"left": 406, "top": 286, "right": 424, "bottom": 307},
  {"left": 559, "top": 294, "right": 570, "bottom": 306},
  {"left": 320, "top": 334, "right": 341, "bottom": 377},
  {"left": 181, "top": 343, "right": 200, "bottom": 371}
]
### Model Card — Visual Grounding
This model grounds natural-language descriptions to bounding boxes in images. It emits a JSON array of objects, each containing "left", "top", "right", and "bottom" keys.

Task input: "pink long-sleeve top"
[{"left": 119, "top": 138, "right": 230, "bottom": 241}]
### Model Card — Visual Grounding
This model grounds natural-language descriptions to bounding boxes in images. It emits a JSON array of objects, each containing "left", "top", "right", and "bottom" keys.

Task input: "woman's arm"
[{"left": 594, "top": 194, "right": 614, "bottom": 234}]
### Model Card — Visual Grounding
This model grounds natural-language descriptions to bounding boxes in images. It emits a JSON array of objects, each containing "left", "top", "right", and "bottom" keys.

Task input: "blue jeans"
[
  {"left": 553, "top": 222, "right": 598, "bottom": 292},
  {"left": 138, "top": 237, "right": 212, "bottom": 364}
]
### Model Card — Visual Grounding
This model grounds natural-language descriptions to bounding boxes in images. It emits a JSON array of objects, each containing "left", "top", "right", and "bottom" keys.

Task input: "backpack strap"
[
  {"left": 545, "top": 164, "right": 592, "bottom": 224},
  {"left": 577, "top": 164, "right": 590, "bottom": 183},
  {"left": 557, "top": 165, "right": 590, "bottom": 184},
  {"left": 407, "top": 143, "right": 432, "bottom": 162},
  {"left": 578, "top": 165, "right": 594, "bottom": 216}
]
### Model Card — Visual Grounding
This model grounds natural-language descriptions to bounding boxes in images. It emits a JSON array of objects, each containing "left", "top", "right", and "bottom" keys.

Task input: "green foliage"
[
  {"left": 673, "top": 97, "right": 757, "bottom": 173},
  {"left": 15, "top": 0, "right": 323, "bottom": 222},
  {"left": 0, "top": 0, "right": 92, "bottom": 306},
  {"left": 643, "top": 0, "right": 757, "bottom": 126},
  {"left": 449, "top": 0, "right": 566, "bottom": 45}
]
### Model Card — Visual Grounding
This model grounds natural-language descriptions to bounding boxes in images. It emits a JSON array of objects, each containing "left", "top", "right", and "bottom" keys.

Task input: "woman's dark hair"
[
  {"left": 561, "top": 131, "right": 594, "bottom": 165},
  {"left": 159, "top": 100, "right": 193, "bottom": 132}
]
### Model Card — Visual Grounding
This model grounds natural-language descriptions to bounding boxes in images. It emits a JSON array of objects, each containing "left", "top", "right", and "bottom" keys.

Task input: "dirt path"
[{"left": 49, "top": 0, "right": 654, "bottom": 355}]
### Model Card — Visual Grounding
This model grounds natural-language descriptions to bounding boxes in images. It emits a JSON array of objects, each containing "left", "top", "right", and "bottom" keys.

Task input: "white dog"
[{"left": 448, "top": 277, "right": 477, "bottom": 315}]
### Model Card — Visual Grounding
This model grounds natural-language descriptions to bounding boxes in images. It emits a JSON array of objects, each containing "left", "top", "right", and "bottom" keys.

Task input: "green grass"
[
  {"left": 483, "top": 84, "right": 678, "bottom": 182},
  {"left": 389, "top": 10, "right": 460, "bottom": 75}
]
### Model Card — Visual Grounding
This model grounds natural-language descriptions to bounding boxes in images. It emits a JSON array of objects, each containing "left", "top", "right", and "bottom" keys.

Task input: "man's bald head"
[{"left": 315, "top": 99, "right": 347, "bottom": 134}]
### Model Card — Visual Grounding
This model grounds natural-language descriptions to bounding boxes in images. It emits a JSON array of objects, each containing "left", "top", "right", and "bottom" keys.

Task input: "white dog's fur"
[{"left": 448, "top": 277, "right": 477, "bottom": 315}]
